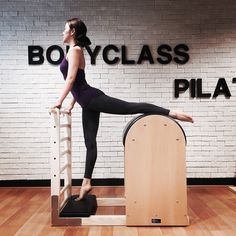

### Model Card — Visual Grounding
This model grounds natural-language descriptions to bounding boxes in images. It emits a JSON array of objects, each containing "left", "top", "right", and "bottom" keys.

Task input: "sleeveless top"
[{"left": 59, "top": 57, "right": 104, "bottom": 108}]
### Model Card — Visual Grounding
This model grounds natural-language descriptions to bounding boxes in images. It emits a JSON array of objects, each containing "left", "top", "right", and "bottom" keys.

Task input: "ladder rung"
[
  {"left": 97, "top": 197, "right": 126, "bottom": 206},
  {"left": 60, "top": 183, "right": 70, "bottom": 196},
  {"left": 49, "top": 108, "right": 71, "bottom": 116},
  {"left": 60, "top": 163, "right": 71, "bottom": 173},
  {"left": 61, "top": 150, "right": 71, "bottom": 156},
  {"left": 60, "top": 196, "right": 68, "bottom": 209},
  {"left": 60, "top": 137, "right": 71, "bottom": 142},
  {"left": 60, "top": 124, "right": 71, "bottom": 128}
]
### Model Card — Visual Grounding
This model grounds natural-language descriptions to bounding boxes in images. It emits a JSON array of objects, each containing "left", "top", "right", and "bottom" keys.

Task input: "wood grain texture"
[
  {"left": 0, "top": 186, "right": 235, "bottom": 236},
  {"left": 125, "top": 115, "right": 188, "bottom": 226}
]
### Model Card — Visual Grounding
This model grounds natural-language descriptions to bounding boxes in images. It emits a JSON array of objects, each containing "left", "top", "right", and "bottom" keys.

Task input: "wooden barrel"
[{"left": 124, "top": 114, "right": 189, "bottom": 226}]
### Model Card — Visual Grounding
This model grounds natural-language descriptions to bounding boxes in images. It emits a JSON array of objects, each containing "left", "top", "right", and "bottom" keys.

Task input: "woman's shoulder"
[
  {"left": 68, "top": 46, "right": 82, "bottom": 55},
  {"left": 67, "top": 46, "right": 83, "bottom": 60}
]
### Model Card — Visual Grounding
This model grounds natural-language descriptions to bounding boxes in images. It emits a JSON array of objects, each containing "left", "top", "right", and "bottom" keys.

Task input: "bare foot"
[
  {"left": 169, "top": 111, "right": 194, "bottom": 123},
  {"left": 75, "top": 184, "right": 92, "bottom": 201}
]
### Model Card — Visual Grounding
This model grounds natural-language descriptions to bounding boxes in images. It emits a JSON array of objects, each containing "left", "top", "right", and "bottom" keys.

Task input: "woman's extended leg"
[
  {"left": 86, "top": 94, "right": 193, "bottom": 122},
  {"left": 86, "top": 94, "right": 169, "bottom": 115}
]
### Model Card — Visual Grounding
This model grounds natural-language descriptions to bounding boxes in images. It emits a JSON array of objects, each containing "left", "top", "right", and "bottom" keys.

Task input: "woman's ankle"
[
  {"left": 169, "top": 110, "right": 177, "bottom": 119},
  {"left": 82, "top": 178, "right": 91, "bottom": 186}
]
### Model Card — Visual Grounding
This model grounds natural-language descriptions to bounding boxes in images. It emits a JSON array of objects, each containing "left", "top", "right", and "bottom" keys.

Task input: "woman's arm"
[
  {"left": 53, "top": 47, "right": 82, "bottom": 109},
  {"left": 69, "top": 97, "right": 76, "bottom": 107},
  {"left": 64, "top": 97, "right": 76, "bottom": 114}
]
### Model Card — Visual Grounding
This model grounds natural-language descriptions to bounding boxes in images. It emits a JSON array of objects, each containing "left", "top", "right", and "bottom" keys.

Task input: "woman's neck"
[{"left": 68, "top": 39, "right": 76, "bottom": 48}]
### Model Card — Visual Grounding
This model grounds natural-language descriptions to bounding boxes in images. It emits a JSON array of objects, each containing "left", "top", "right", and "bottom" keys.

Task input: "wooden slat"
[
  {"left": 81, "top": 215, "right": 126, "bottom": 226},
  {"left": 60, "top": 163, "right": 71, "bottom": 173},
  {"left": 60, "top": 124, "right": 71, "bottom": 128},
  {"left": 60, "top": 137, "right": 71, "bottom": 142},
  {"left": 62, "top": 110, "right": 72, "bottom": 201},
  {"left": 60, "top": 150, "right": 71, "bottom": 156},
  {"left": 97, "top": 198, "right": 126, "bottom": 206},
  {"left": 59, "top": 197, "right": 68, "bottom": 209},
  {"left": 59, "top": 184, "right": 70, "bottom": 196},
  {"left": 49, "top": 108, "right": 71, "bottom": 116}
]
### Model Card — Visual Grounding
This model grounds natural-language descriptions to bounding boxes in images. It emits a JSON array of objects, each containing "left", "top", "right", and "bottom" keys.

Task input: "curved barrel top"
[{"left": 122, "top": 114, "right": 187, "bottom": 146}]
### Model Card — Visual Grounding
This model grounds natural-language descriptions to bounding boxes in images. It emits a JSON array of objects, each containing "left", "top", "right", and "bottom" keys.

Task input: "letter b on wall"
[
  {"left": 28, "top": 46, "right": 44, "bottom": 65},
  {"left": 28, "top": 45, "right": 64, "bottom": 65}
]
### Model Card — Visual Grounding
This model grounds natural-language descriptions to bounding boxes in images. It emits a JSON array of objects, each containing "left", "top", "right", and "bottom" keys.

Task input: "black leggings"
[{"left": 82, "top": 94, "right": 170, "bottom": 178}]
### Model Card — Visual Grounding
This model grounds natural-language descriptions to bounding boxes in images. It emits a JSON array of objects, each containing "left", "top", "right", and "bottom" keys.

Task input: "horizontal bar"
[
  {"left": 60, "top": 163, "right": 71, "bottom": 173},
  {"left": 60, "top": 183, "right": 70, "bottom": 196},
  {"left": 61, "top": 150, "right": 71, "bottom": 156},
  {"left": 81, "top": 215, "right": 126, "bottom": 226},
  {"left": 97, "top": 198, "right": 126, "bottom": 206},
  {"left": 60, "top": 196, "right": 69, "bottom": 209},
  {"left": 49, "top": 108, "right": 71, "bottom": 116},
  {"left": 60, "top": 124, "right": 71, "bottom": 128},
  {"left": 60, "top": 137, "right": 71, "bottom": 142}
]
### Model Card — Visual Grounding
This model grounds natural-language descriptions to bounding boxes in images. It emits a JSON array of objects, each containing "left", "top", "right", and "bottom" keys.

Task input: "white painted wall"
[{"left": 0, "top": 0, "right": 235, "bottom": 180}]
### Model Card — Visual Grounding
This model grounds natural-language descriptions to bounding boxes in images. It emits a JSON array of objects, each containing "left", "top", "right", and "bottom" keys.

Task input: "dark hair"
[{"left": 66, "top": 18, "right": 91, "bottom": 47}]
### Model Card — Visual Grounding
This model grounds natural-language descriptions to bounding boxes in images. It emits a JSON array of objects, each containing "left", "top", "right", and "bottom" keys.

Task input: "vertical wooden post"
[{"left": 50, "top": 108, "right": 61, "bottom": 197}]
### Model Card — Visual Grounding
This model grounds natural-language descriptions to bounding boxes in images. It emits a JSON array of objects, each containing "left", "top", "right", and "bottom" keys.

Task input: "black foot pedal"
[{"left": 60, "top": 194, "right": 97, "bottom": 217}]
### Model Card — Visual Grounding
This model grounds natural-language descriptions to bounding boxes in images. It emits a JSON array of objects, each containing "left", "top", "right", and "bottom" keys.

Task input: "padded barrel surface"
[
  {"left": 123, "top": 114, "right": 186, "bottom": 146},
  {"left": 60, "top": 195, "right": 97, "bottom": 217}
]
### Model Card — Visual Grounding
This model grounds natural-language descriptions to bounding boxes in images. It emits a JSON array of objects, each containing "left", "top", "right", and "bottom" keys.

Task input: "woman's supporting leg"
[
  {"left": 82, "top": 109, "right": 100, "bottom": 178},
  {"left": 76, "top": 108, "right": 100, "bottom": 201}
]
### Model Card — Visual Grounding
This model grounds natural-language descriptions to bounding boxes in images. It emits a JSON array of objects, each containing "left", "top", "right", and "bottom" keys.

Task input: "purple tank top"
[{"left": 59, "top": 57, "right": 104, "bottom": 107}]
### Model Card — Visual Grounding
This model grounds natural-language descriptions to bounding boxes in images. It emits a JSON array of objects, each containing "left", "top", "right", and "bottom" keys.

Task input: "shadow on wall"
[
  {"left": 154, "top": 0, "right": 236, "bottom": 41},
  {"left": 85, "top": 0, "right": 236, "bottom": 41}
]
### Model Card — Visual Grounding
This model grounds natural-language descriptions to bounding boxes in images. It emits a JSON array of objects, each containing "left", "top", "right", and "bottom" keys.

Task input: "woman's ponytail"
[
  {"left": 76, "top": 34, "right": 91, "bottom": 47},
  {"left": 66, "top": 18, "right": 91, "bottom": 48}
]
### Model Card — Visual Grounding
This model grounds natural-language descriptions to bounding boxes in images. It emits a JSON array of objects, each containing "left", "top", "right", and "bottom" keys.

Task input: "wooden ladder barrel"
[
  {"left": 49, "top": 110, "right": 189, "bottom": 227},
  {"left": 123, "top": 114, "right": 189, "bottom": 226}
]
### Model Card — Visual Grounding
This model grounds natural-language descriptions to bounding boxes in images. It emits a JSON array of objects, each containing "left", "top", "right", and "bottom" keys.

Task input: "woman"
[{"left": 52, "top": 18, "right": 193, "bottom": 201}]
